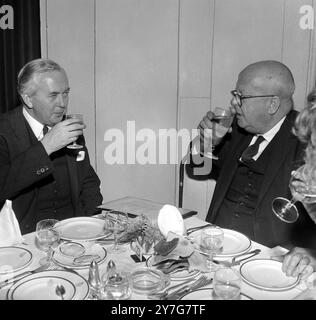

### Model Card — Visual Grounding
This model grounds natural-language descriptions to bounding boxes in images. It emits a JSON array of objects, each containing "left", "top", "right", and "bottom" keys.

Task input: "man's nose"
[{"left": 57, "top": 94, "right": 66, "bottom": 107}]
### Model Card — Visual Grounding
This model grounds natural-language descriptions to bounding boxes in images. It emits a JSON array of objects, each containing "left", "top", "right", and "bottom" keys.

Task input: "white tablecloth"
[{"left": 0, "top": 215, "right": 311, "bottom": 300}]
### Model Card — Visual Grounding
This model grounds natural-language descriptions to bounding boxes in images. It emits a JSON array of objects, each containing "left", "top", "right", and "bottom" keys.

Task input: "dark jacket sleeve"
[{"left": 0, "top": 135, "right": 54, "bottom": 202}]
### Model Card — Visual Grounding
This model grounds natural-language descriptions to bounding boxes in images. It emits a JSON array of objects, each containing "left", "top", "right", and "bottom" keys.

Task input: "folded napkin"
[
  {"left": 0, "top": 200, "right": 24, "bottom": 246},
  {"left": 157, "top": 204, "right": 186, "bottom": 237},
  {"left": 151, "top": 231, "right": 209, "bottom": 273}
]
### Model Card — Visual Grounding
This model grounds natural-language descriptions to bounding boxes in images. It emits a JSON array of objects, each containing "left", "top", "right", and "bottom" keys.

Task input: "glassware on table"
[
  {"left": 101, "top": 270, "right": 131, "bottom": 300},
  {"left": 272, "top": 164, "right": 316, "bottom": 223},
  {"left": 200, "top": 225, "right": 224, "bottom": 272},
  {"left": 213, "top": 267, "right": 241, "bottom": 300},
  {"left": 203, "top": 107, "right": 234, "bottom": 160},
  {"left": 65, "top": 114, "right": 84, "bottom": 149},
  {"left": 35, "top": 219, "right": 60, "bottom": 266},
  {"left": 103, "top": 211, "right": 129, "bottom": 253}
]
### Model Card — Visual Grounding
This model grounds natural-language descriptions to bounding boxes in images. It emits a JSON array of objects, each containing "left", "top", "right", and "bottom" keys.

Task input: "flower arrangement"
[{"left": 118, "top": 214, "right": 164, "bottom": 253}]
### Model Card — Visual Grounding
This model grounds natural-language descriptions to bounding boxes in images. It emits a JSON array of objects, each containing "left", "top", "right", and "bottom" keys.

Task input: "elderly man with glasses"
[{"left": 192, "top": 60, "right": 316, "bottom": 254}]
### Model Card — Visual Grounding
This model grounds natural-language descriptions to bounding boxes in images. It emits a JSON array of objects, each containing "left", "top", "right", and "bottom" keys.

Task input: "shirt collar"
[
  {"left": 259, "top": 116, "right": 286, "bottom": 143},
  {"left": 22, "top": 107, "right": 49, "bottom": 140}
]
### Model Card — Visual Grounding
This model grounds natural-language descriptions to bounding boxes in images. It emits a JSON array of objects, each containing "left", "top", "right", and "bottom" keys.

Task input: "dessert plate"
[
  {"left": 0, "top": 247, "right": 33, "bottom": 274},
  {"left": 53, "top": 242, "right": 107, "bottom": 269},
  {"left": 240, "top": 259, "right": 300, "bottom": 291},
  {"left": 55, "top": 217, "right": 111, "bottom": 241},
  {"left": 7, "top": 270, "right": 89, "bottom": 300}
]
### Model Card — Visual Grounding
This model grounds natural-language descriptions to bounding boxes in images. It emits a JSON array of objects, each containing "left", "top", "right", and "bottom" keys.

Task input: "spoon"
[{"left": 55, "top": 285, "right": 65, "bottom": 300}]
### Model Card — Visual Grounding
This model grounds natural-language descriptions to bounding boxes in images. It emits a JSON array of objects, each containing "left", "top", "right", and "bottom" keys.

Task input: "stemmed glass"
[
  {"left": 200, "top": 226, "right": 224, "bottom": 272},
  {"left": 203, "top": 107, "right": 234, "bottom": 160},
  {"left": 65, "top": 114, "right": 84, "bottom": 149},
  {"left": 272, "top": 164, "right": 316, "bottom": 223},
  {"left": 35, "top": 219, "right": 60, "bottom": 266},
  {"left": 103, "top": 211, "right": 129, "bottom": 253}
]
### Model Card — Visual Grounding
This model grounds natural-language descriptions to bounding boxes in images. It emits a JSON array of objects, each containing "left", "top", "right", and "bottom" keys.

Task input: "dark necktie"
[
  {"left": 241, "top": 135, "right": 265, "bottom": 164},
  {"left": 42, "top": 125, "right": 49, "bottom": 136}
]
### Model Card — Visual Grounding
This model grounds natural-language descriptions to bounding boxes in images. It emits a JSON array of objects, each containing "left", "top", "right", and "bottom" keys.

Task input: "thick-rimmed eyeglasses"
[{"left": 231, "top": 90, "right": 277, "bottom": 107}]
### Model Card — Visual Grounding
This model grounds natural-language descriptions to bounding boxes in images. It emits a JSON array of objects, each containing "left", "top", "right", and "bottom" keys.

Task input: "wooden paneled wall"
[{"left": 40, "top": 0, "right": 316, "bottom": 220}]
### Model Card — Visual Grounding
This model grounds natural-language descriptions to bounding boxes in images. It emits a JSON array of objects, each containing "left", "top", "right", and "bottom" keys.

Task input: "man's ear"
[
  {"left": 20, "top": 94, "right": 33, "bottom": 109},
  {"left": 268, "top": 96, "right": 280, "bottom": 115}
]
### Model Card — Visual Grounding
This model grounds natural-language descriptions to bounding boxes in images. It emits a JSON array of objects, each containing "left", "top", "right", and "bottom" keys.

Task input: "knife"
[{"left": 0, "top": 264, "right": 49, "bottom": 289}]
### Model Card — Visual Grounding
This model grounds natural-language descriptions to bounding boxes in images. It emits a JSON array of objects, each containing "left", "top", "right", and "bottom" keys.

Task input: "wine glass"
[
  {"left": 35, "top": 219, "right": 60, "bottom": 266},
  {"left": 65, "top": 114, "right": 84, "bottom": 149},
  {"left": 272, "top": 164, "right": 316, "bottom": 223},
  {"left": 213, "top": 267, "right": 241, "bottom": 300},
  {"left": 103, "top": 211, "right": 129, "bottom": 253},
  {"left": 203, "top": 107, "right": 234, "bottom": 160},
  {"left": 200, "top": 226, "right": 224, "bottom": 272}
]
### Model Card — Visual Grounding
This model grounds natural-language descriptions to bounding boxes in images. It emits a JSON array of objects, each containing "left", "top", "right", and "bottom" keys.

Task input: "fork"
[{"left": 165, "top": 276, "right": 213, "bottom": 300}]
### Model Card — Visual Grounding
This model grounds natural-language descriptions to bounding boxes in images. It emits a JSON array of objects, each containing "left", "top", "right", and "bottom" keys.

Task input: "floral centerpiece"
[{"left": 118, "top": 214, "right": 164, "bottom": 253}]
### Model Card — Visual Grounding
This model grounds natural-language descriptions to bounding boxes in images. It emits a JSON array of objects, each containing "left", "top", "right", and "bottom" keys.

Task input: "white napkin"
[
  {"left": 0, "top": 200, "right": 24, "bottom": 246},
  {"left": 157, "top": 204, "right": 185, "bottom": 238}
]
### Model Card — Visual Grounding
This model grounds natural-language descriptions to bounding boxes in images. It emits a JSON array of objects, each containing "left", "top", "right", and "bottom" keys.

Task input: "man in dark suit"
[
  {"left": 0, "top": 59, "right": 103, "bottom": 234},
  {"left": 193, "top": 60, "right": 316, "bottom": 249}
]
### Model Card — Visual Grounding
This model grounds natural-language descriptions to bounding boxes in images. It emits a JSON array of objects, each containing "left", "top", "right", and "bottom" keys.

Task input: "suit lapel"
[
  {"left": 9, "top": 106, "right": 36, "bottom": 154},
  {"left": 256, "top": 113, "right": 297, "bottom": 208}
]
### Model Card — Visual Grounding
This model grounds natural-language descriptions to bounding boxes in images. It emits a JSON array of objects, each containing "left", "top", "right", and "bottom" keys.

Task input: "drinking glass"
[
  {"left": 65, "top": 114, "right": 84, "bottom": 149},
  {"left": 35, "top": 219, "right": 60, "bottom": 266},
  {"left": 203, "top": 107, "right": 234, "bottom": 160},
  {"left": 200, "top": 226, "right": 224, "bottom": 272},
  {"left": 213, "top": 267, "right": 241, "bottom": 300},
  {"left": 103, "top": 211, "right": 129, "bottom": 253},
  {"left": 272, "top": 164, "right": 316, "bottom": 223}
]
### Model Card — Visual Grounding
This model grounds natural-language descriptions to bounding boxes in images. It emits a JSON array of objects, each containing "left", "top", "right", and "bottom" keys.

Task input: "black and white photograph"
[{"left": 1, "top": 0, "right": 316, "bottom": 305}]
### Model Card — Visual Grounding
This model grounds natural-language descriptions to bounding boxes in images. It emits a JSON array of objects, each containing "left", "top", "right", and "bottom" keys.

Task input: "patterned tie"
[
  {"left": 241, "top": 135, "right": 265, "bottom": 164},
  {"left": 42, "top": 125, "right": 49, "bottom": 136}
]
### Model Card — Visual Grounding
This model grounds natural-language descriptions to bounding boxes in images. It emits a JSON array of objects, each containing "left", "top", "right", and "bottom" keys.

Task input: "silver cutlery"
[
  {"left": 148, "top": 277, "right": 197, "bottom": 300},
  {"left": 186, "top": 224, "right": 213, "bottom": 235},
  {"left": 165, "top": 276, "right": 213, "bottom": 300},
  {"left": 0, "top": 264, "right": 49, "bottom": 289},
  {"left": 55, "top": 285, "right": 66, "bottom": 300},
  {"left": 213, "top": 249, "right": 261, "bottom": 267}
]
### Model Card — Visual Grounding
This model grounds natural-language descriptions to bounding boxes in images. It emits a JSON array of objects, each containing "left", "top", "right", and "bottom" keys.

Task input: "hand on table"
[{"left": 281, "top": 247, "right": 316, "bottom": 280}]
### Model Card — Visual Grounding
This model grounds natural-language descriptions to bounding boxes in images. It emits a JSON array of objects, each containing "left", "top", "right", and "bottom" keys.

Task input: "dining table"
[{"left": 0, "top": 197, "right": 314, "bottom": 301}]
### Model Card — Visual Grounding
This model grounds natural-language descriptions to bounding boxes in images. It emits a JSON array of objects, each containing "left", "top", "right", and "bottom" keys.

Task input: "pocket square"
[{"left": 76, "top": 151, "right": 85, "bottom": 161}]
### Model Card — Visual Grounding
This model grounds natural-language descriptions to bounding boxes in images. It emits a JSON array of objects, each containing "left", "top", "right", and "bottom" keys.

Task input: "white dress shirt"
[
  {"left": 22, "top": 107, "right": 51, "bottom": 141},
  {"left": 192, "top": 116, "right": 286, "bottom": 160}
]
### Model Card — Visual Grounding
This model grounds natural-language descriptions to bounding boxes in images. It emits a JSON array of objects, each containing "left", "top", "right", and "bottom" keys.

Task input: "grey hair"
[{"left": 17, "top": 58, "right": 63, "bottom": 96}]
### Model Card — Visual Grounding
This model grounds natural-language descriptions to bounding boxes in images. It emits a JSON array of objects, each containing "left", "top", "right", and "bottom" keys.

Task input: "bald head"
[
  {"left": 233, "top": 61, "right": 295, "bottom": 134},
  {"left": 238, "top": 60, "right": 295, "bottom": 101}
]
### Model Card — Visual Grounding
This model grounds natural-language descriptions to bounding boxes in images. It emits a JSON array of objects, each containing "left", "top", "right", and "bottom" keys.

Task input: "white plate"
[
  {"left": 0, "top": 247, "right": 33, "bottom": 274},
  {"left": 240, "top": 259, "right": 300, "bottom": 291},
  {"left": 7, "top": 270, "right": 89, "bottom": 300},
  {"left": 180, "top": 288, "right": 251, "bottom": 300},
  {"left": 169, "top": 269, "right": 201, "bottom": 281},
  {"left": 53, "top": 243, "right": 107, "bottom": 269},
  {"left": 56, "top": 217, "right": 110, "bottom": 241},
  {"left": 192, "top": 228, "right": 251, "bottom": 257}
]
